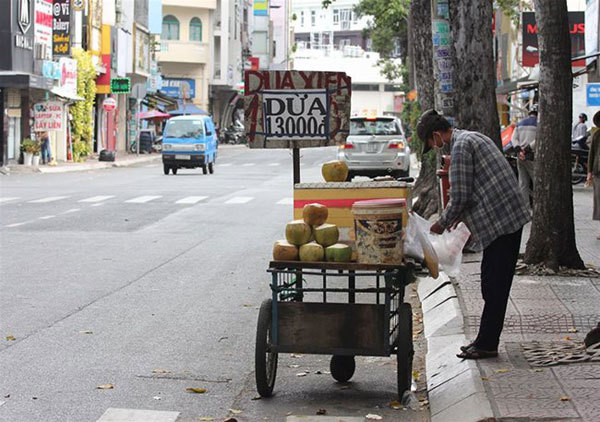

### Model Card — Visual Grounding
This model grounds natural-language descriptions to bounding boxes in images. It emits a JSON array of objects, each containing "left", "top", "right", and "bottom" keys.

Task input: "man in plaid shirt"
[{"left": 417, "top": 109, "right": 530, "bottom": 359}]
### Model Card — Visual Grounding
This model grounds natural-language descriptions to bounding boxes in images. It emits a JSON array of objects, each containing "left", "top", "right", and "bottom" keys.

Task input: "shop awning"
[
  {"left": 496, "top": 76, "right": 535, "bottom": 95},
  {"left": 169, "top": 103, "right": 208, "bottom": 116},
  {"left": 0, "top": 72, "right": 53, "bottom": 90},
  {"left": 51, "top": 86, "right": 84, "bottom": 101}
]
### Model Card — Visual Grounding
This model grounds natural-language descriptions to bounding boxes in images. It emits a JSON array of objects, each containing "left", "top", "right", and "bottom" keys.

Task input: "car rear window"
[{"left": 350, "top": 118, "right": 401, "bottom": 136}]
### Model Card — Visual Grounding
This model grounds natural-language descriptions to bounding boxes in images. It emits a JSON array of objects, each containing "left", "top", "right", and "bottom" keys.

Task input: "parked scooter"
[
  {"left": 224, "top": 122, "right": 246, "bottom": 144},
  {"left": 571, "top": 141, "right": 589, "bottom": 185}
]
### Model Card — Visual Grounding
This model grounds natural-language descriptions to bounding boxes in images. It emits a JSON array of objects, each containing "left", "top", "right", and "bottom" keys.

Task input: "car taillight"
[
  {"left": 388, "top": 141, "right": 405, "bottom": 149},
  {"left": 341, "top": 143, "right": 354, "bottom": 149}
]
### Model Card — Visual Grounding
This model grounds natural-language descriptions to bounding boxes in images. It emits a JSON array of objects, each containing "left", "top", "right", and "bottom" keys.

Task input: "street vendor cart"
[{"left": 255, "top": 260, "right": 417, "bottom": 399}]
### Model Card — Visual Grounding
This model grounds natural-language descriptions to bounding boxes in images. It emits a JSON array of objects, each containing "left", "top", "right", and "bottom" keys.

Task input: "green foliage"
[
  {"left": 496, "top": 0, "right": 531, "bottom": 26},
  {"left": 21, "top": 138, "right": 40, "bottom": 154},
  {"left": 354, "top": 0, "right": 409, "bottom": 56},
  {"left": 70, "top": 48, "right": 97, "bottom": 159},
  {"left": 292, "top": 13, "right": 297, "bottom": 21},
  {"left": 72, "top": 141, "right": 92, "bottom": 163}
]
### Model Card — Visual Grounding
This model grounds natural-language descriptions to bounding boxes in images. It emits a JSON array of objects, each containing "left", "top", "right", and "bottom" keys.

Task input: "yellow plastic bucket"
[{"left": 351, "top": 199, "right": 406, "bottom": 264}]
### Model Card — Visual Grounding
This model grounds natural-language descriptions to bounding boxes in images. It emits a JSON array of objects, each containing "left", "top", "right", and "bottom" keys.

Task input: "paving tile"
[
  {"left": 572, "top": 399, "right": 600, "bottom": 422},
  {"left": 494, "top": 397, "right": 579, "bottom": 419}
]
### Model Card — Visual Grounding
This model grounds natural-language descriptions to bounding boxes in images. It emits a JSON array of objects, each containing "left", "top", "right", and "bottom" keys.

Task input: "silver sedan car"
[{"left": 337, "top": 116, "right": 411, "bottom": 180}]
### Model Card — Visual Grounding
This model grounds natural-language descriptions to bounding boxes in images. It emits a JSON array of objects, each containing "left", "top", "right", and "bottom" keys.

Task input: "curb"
[
  {"left": 417, "top": 273, "right": 494, "bottom": 422},
  {"left": 3, "top": 155, "right": 161, "bottom": 174}
]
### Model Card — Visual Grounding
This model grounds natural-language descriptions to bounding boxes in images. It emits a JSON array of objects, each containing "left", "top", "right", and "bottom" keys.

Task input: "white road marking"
[
  {"left": 29, "top": 196, "right": 69, "bottom": 203},
  {"left": 91, "top": 203, "right": 104, "bottom": 207},
  {"left": 224, "top": 196, "right": 254, "bottom": 204},
  {"left": 125, "top": 195, "right": 162, "bottom": 203},
  {"left": 96, "top": 408, "right": 179, "bottom": 422},
  {"left": 78, "top": 195, "right": 115, "bottom": 203},
  {"left": 277, "top": 197, "right": 294, "bottom": 205},
  {"left": 175, "top": 196, "right": 209, "bottom": 204},
  {"left": 39, "top": 215, "right": 56, "bottom": 220},
  {"left": 5, "top": 222, "right": 27, "bottom": 228},
  {"left": 219, "top": 163, "right": 232, "bottom": 167},
  {"left": 242, "top": 163, "right": 255, "bottom": 167},
  {"left": 268, "top": 163, "right": 281, "bottom": 166},
  {"left": 63, "top": 208, "right": 81, "bottom": 214},
  {"left": 0, "top": 197, "right": 20, "bottom": 203}
]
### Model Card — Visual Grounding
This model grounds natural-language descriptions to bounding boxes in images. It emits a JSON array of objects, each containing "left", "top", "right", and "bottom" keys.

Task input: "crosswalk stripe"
[
  {"left": 224, "top": 196, "right": 254, "bottom": 204},
  {"left": 125, "top": 195, "right": 162, "bottom": 203},
  {"left": 219, "top": 163, "right": 232, "bottom": 167},
  {"left": 0, "top": 197, "right": 20, "bottom": 203},
  {"left": 242, "top": 163, "right": 255, "bottom": 167},
  {"left": 97, "top": 408, "right": 179, "bottom": 422},
  {"left": 268, "top": 163, "right": 281, "bottom": 166},
  {"left": 176, "top": 196, "right": 208, "bottom": 204},
  {"left": 63, "top": 208, "right": 81, "bottom": 214},
  {"left": 5, "top": 222, "right": 27, "bottom": 228},
  {"left": 39, "top": 215, "right": 56, "bottom": 220},
  {"left": 277, "top": 197, "right": 294, "bottom": 205},
  {"left": 78, "top": 195, "right": 115, "bottom": 203},
  {"left": 28, "top": 196, "right": 69, "bottom": 203}
]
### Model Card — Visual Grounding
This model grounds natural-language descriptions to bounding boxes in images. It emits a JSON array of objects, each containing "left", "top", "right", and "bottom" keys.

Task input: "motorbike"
[
  {"left": 571, "top": 144, "right": 589, "bottom": 185},
  {"left": 223, "top": 122, "right": 246, "bottom": 144}
]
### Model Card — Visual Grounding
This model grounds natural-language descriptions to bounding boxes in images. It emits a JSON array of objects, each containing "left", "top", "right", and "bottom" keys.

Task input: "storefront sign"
[
  {"left": 102, "top": 97, "right": 117, "bottom": 111},
  {"left": 522, "top": 11, "right": 585, "bottom": 68},
  {"left": 59, "top": 57, "right": 77, "bottom": 96},
  {"left": 42, "top": 60, "right": 60, "bottom": 79},
  {"left": 587, "top": 84, "right": 600, "bottom": 106},
  {"left": 52, "top": 0, "right": 71, "bottom": 56},
  {"left": 33, "top": 101, "right": 64, "bottom": 131},
  {"left": 254, "top": 0, "right": 268, "bottom": 16},
  {"left": 244, "top": 70, "right": 351, "bottom": 148},
  {"left": 135, "top": 26, "right": 151, "bottom": 75},
  {"left": 111, "top": 77, "right": 131, "bottom": 94},
  {"left": 586, "top": 0, "right": 599, "bottom": 66},
  {"left": 18, "top": 0, "right": 33, "bottom": 34},
  {"left": 160, "top": 78, "right": 196, "bottom": 99},
  {"left": 34, "top": 0, "right": 53, "bottom": 59}
]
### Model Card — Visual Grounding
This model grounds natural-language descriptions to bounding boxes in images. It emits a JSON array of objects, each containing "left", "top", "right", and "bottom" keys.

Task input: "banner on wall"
[
  {"left": 52, "top": 0, "right": 71, "bottom": 56},
  {"left": 33, "top": 101, "right": 64, "bottom": 131}
]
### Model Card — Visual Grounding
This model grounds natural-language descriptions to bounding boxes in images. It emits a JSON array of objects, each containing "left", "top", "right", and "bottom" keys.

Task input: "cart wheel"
[
  {"left": 255, "top": 299, "right": 278, "bottom": 397},
  {"left": 330, "top": 355, "right": 355, "bottom": 383},
  {"left": 396, "top": 303, "right": 414, "bottom": 398}
]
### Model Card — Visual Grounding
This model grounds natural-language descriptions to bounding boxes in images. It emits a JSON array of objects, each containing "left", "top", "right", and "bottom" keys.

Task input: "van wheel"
[
  {"left": 172, "top": 167, "right": 178, "bottom": 175},
  {"left": 208, "top": 162, "right": 214, "bottom": 174},
  {"left": 202, "top": 164, "right": 208, "bottom": 175},
  {"left": 163, "top": 164, "right": 170, "bottom": 175}
]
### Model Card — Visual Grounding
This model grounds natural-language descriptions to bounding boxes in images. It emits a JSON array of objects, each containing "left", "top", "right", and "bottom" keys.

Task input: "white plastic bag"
[
  {"left": 430, "top": 222, "right": 471, "bottom": 277},
  {"left": 404, "top": 213, "right": 440, "bottom": 278}
]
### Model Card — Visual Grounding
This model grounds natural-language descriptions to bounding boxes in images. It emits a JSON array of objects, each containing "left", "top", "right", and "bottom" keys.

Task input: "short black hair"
[
  {"left": 529, "top": 110, "right": 538, "bottom": 117},
  {"left": 416, "top": 110, "right": 451, "bottom": 155}
]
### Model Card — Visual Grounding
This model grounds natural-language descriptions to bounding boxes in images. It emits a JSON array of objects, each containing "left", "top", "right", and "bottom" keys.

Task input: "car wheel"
[
  {"left": 202, "top": 164, "right": 208, "bottom": 175},
  {"left": 172, "top": 167, "right": 178, "bottom": 175},
  {"left": 208, "top": 161, "right": 214, "bottom": 174},
  {"left": 163, "top": 164, "right": 170, "bottom": 175},
  {"left": 393, "top": 170, "right": 409, "bottom": 179}
]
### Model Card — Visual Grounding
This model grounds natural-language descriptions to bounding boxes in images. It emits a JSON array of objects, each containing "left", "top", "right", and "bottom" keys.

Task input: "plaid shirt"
[{"left": 439, "top": 129, "right": 530, "bottom": 251}]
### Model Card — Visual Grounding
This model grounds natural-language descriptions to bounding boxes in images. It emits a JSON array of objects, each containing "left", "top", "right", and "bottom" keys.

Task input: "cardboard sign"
[
  {"left": 33, "top": 101, "right": 63, "bottom": 131},
  {"left": 244, "top": 70, "right": 351, "bottom": 148}
]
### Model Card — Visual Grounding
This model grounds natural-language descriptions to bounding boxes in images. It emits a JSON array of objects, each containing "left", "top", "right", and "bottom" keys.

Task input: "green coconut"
[
  {"left": 299, "top": 242, "right": 325, "bottom": 262},
  {"left": 313, "top": 223, "right": 340, "bottom": 247},
  {"left": 325, "top": 243, "right": 353, "bottom": 262},
  {"left": 285, "top": 219, "right": 312, "bottom": 246}
]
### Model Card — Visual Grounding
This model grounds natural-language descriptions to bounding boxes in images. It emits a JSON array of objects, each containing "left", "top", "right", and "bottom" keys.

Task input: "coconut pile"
[{"left": 273, "top": 203, "right": 352, "bottom": 263}]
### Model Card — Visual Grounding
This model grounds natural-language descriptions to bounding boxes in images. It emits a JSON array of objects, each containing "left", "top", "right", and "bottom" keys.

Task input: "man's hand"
[
  {"left": 430, "top": 220, "right": 444, "bottom": 235},
  {"left": 586, "top": 172, "right": 593, "bottom": 188},
  {"left": 518, "top": 150, "right": 526, "bottom": 161}
]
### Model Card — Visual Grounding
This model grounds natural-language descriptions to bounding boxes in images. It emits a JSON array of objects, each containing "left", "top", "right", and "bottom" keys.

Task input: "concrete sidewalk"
[{"left": 421, "top": 186, "right": 600, "bottom": 421}]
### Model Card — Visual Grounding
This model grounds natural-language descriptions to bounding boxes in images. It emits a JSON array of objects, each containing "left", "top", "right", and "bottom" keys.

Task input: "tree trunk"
[
  {"left": 524, "top": 0, "right": 585, "bottom": 270},
  {"left": 410, "top": 0, "right": 439, "bottom": 218},
  {"left": 448, "top": 0, "right": 501, "bottom": 147}
]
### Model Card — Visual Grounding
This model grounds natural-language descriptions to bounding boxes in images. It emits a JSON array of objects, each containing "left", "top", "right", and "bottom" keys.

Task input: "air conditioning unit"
[{"left": 34, "top": 44, "right": 50, "bottom": 60}]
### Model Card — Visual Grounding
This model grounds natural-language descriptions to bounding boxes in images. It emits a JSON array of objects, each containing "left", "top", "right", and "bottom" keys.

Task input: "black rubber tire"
[
  {"left": 172, "top": 167, "right": 178, "bottom": 175},
  {"left": 330, "top": 355, "right": 355, "bottom": 382},
  {"left": 202, "top": 164, "right": 208, "bottom": 175},
  {"left": 208, "top": 161, "right": 214, "bottom": 174},
  {"left": 255, "top": 299, "right": 278, "bottom": 397},
  {"left": 163, "top": 164, "right": 169, "bottom": 175},
  {"left": 396, "top": 303, "right": 414, "bottom": 398},
  {"left": 571, "top": 162, "right": 586, "bottom": 185}
]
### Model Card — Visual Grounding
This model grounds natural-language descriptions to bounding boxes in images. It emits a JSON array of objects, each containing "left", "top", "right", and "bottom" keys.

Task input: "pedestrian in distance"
[
  {"left": 511, "top": 109, "right": 537, "bottom": 210},
  {"left": 416, "top": 110, "right": 530, "bottom": 360},
  {"left": 573, "top": 112, "right": 589, "bottom": 149},
  {"left": 587, "top": 111, "right": 600, "bottom": 240},
  {"left": 39, "top": 131, "right": 52, "bottom": 164}
]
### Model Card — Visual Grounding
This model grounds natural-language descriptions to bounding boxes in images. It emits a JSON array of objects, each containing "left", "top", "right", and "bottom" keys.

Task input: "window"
[
  {"left": 162, "top": 15, "right": 180, "bottom": 40},
  {"left": 311, "top": 10, "right": 316, "bottom": 26},
  {"left": 189, "top": 17, "right": 203, "bottom": 41},
  {"left": 333, "top": 9, "right": 339, "bottom": 24},
  {"left": 340, "top": 9, "right": 351, "bottom": 30},
  {"left": 300, "top": 11, "right": 304, "bottom": 26}
]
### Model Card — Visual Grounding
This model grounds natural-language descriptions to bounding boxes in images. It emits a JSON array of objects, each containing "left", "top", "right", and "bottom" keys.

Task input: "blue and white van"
[{"left": 161, "top": 115, "right": 218, "bottom": 175}]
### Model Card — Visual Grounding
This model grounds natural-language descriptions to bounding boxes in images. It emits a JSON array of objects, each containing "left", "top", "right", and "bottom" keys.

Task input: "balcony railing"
[{"left": 158, "top": 40, "right": 209, "bottom": 64}]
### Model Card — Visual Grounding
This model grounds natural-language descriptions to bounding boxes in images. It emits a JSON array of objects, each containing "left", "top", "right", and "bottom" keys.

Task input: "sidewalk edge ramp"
[
  {"left": 96, "top": 408, "right": 180, "bottom": 422},
  {"left": 418, "top": 274, "right": 495, "bottom": 422}
]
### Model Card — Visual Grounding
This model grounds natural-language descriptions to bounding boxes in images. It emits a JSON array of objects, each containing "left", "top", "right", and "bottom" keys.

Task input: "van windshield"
[
  {"left": 164, "top": 120, "right": 205, "bottom": 138},
  {"left": 350, "top": 118, "right": 402, "bottom": 136}
]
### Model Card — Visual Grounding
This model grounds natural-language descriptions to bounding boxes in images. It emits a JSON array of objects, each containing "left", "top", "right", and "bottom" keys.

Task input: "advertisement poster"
[
  {"left": 34, "top": 0, "right": 53, "bottom": 59},
  {"left": 52, "top": 0, "right": 71, "bottom": 56},
  {"left": 244, "top": 70, "right": 351, "bottom": 148},
  {"left": 59, "top": 57, "right": 77, "bottom": 97},
  {"left": 33, "top": 101, "right": 64, "bottom": 131},
  {"left": 522, "top": 11, "right": 585, "bottom": 67}
]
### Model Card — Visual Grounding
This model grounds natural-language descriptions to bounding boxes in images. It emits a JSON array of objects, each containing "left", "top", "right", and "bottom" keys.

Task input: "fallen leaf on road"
[
  {"left": 153, "top": 396, "right": 161, "bottom": 400},
  {"left": 289, "top": 364, "right": 300, "bottom": 368},
  {"left": 291, "top": 354, "right": 303, "bottom": 358},
  {"left": 412, "top": 370, "right": 420, "bottom": 380},
  {"left": 413, "top": 328, "right": 423, "bottom": 335},
  {"left": 229, "top": 409, "right": 243, "bottom": 414},
  {"left": 315, "top": 370, "right": 322, "bottom": 375},
  {"left": 390, "top": 400, "right": 403, "bottom": 410},
  {"left": 79, "top": 330, "right": 93, "bottom": 334},
  {"left": 568, "top": 328, "right": 578, "bottom": 333},
  {"left": 97, "top": 384, "right": 114, "bottom": 390},
  {"left": 481, "top": 376, "right": 490, "bottom": 381},
  {"left": 6, "top": 336, "right": 15, "bottom": 341},
  {"left": 223, "top": 418, "right": 237, "bottom": 422},
  {"left": 564, "top": 336, "right": 571, "bottom": 341},
  {"left": 366, "top": 414, "right": 383, "bottom": 420},
  {"left": 242, "top": 304, "right": 253, "bottom": 308},
  {"left": 316, "top": 409, "right": 327, "bottom": 415},
  {"left": 534, "top": 369, "right": 545, "bottom": 373},
  {"left": 251, "top": 396, "right": 262, "bottom": 401},
  {"left": 296, "top": 372, "right": 307, "bottom": 377},
  {"left": 495, "top": 369, "right": 509, "bottom": 374},
  {"left": 152, "top": 369, "right": 171, "bottom": 374},
  {"left": 340, "top": 385, "right": 350, "bottom": 390},
  {"left": 186, "top": 387, "right": 207, "bottom": 394},
  {"left": 198, "top": 418, "right": 214, "bottom": 421},
  {"left": 419, "top": 399, "right": 429, "bottom": 407},
  {"left": 560, "top": 395, "right": 571, "bottom": 401},
  {"left": 323, "top": 371, "right": 331, "bottom": 374}
]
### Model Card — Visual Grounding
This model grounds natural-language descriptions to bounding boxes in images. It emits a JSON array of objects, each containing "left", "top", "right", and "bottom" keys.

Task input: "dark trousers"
[{"left": 473, "top": 227, "right": 523, "bottom": 351}]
